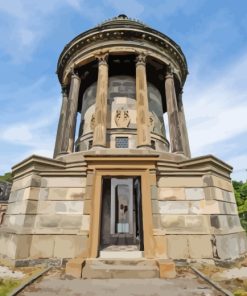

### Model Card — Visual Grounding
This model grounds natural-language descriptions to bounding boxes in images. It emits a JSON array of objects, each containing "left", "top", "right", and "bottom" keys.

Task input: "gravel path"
[{"left": 18, "top": 268, "right": 225, "bottom": 296}]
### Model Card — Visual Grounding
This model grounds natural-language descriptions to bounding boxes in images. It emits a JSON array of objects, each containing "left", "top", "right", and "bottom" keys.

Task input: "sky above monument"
[{"left": 0, "top": 0, "right": 247, "bottom": 180}]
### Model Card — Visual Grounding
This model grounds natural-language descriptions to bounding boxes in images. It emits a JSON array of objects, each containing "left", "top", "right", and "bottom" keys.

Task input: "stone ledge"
[{"left": 66, "top": 257, "right": 86, "bottom": 278}]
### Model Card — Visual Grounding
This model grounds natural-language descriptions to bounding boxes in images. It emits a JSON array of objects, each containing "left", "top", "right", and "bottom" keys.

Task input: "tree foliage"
[
  {"left": 0, "top": 172, "right": 12, "bottom": 183},
  {"left": 233, "top": 180, "right": 247, "bottom": 231}
]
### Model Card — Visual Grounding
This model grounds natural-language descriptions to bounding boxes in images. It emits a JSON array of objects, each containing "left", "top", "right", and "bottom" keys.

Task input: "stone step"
[
  {"left": 82, "top": 258, "right": 159, "bottom": 279},
  {"left": 99, "top": 250, "right": 143, "bottom": 259}
]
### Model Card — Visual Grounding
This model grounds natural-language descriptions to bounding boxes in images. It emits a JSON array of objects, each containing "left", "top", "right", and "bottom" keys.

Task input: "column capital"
[
  {"left": 69, "top": 65, "right": 80, "bottom": 80},
  {"left": 136, "top": 53, "right": 147, "bottom": 66},
  {"left": 61, "top": 85, "right": 68, "bottom": 96},
  {"left": 165, "top": 63, "right": 175, "bottom": 79},
  {"left": 95, "top": 52, "right": 108, "bottom": 66}
]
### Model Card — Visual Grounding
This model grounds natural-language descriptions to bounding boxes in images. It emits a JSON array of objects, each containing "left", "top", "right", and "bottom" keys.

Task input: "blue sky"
[{"left": 0, "top": 0, "right": 247, "bottom": 181}]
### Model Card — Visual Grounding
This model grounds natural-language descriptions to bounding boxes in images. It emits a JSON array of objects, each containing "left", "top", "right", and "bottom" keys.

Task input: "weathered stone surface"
[
  {"left": 11, "top": 175, "right": 41, "bottom": 191},
  {"left": 153, "top": 236, "right": 167, "bottom": 258},
  {"left": 204, "top": 186, "right": 236, "bottom": 203},
  {"left": 203, "top": 175, "right": 232, "bottom": 191},
  {"left": 9, "top": 187, "right": 40, "bottom": 202},
  {"left": 157, "top": 259, "right": 176, "bottom": 278},
  {"left": 66, "top": 257, "right": 85, "bottom": 278},
  {"left": 36, "top": 201, "right": 84, "bottom": 214},
  {"left": 215, "top": 232, "right": 247, "bottom": 260},
  {"left": 167, "top": 235, "right": 189, "bottom": 259},
  {"left": 185, "top": 188, "right": 204, "bottom": 200},
  {"left": 54, "top": 235, "right": 88, "bottom": 258},
  {"left": 35, "top": 214, "right": 83, "bottom": 229},
  {"left": 158, "top": 188, "right": 185, "bottom": 200},
  {"left": 30, "top": 235, "right": 55, "bottom": 258},
  {"left": 158, "top": 177, "right": 203, "bottom": 188},
  {"left": 188, "top": 235, "right": 213, "bottom": 258},
  {"left": 41, "top": 177, "right": 86, "bottom": 188},
  {"left": 39, "top": 187, "right": 85, "bottom": 201}
]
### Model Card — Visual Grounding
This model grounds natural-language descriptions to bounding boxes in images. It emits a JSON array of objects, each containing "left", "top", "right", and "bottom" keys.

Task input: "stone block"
[
  {"left": 83, "top": 200, "right": 91, "bottom": 214},
  {"left": 167, "top": 235, "right": 189, "bottom": 259},
  {"left": 15, "top": 235, "right": 32, "bottom": 259},
  {"left": 7, "top": 200, "right": 38, "bottom": 215},
  {"left": 158, "top": 188, "right": 185, "bottom": 200},
  {"left": 37, "top": 201, "right": 84, "bottom": 214},
  {"left": 36, "top": 214, "right": 83, "bottom": 229},
  {"left": 81, "top": 215, "right": 90, "bottom": 231},
  {"left": 185, "top": 215, "right": 210, "bottom": 233},
  {"left": 4, "top": 214, "right": 36, "bottom": 228},
  {"left": 151, "top": 185, "right": 158, "bottom": 200},
  {"left": 157, "top": 259, "right": 176, "bottom": 278},
  {"left": 54, "top": 235, "right": 88, "bottom": 258},
  {"left": 41, "top": 177, "right": 86, "bottom": 188},
  {"left": 85, "top": 186, "right": 93, "bottom": 200},
  {"left": 188, "top": 235, "right": 213, "bottom": 258},
  {"left": 30, "top": 235, "right": 55, "bottom": 258},
  {"left": 203, "top": 175, "right": 233, "bottom": 191},
  {"left": 66, "top": 257, "right": 85, "bottom": 278},
  {"left": 160, "top": 215, "right": 185, "bottom": 229},
  {"left": 215, "top": 233, "right": 241, "bottom": 260},
  {"left": 185, "top": 188, "right": 205, "bottom": 200},
  {"left": 158, "top": 177, "right": 203, "bottom": 188},
  {"left": 11, "top": 174, "right": 41, "bottom": 191},
  {"left": 153, "top": 235, "right": 167, "bottom": 258},
  {"left": 155, "top": 200, "right": 189, "bottom": 214},
  {"left": 39, "top": 187, "right": 85, "bottom": 201}
]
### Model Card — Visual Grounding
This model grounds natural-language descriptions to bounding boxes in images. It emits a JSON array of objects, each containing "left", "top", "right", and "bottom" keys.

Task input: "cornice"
[{"left": 57, "top": 25, "right": 188, "bottom": 85}]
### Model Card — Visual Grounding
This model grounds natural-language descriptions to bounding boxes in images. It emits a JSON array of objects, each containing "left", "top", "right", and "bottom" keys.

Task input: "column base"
[
  {"left": 137, "top": 145, "right": 152, "bottom": 149},
  {"left": 91, "top": 145, "right": 106, "bottom": 150}
]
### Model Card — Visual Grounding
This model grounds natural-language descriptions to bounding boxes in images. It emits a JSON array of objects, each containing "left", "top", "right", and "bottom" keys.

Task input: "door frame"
[{"left": 85, "top": 154, "right": 158, "bottom": 259}]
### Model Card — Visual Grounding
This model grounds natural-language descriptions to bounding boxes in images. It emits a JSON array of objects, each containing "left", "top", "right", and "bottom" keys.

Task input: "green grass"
[{"left": 0, "top": 278, "right": 21, "bottom": 296}]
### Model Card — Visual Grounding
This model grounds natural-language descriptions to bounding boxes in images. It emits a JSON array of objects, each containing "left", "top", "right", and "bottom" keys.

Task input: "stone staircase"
[{"left": 81, "top": 258, "right": 159, "bottom": 279}]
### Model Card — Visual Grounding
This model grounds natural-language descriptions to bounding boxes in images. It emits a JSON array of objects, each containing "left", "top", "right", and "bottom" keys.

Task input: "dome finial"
[{"left": 118, "top": 14, "right": 128, "bottom": 19}]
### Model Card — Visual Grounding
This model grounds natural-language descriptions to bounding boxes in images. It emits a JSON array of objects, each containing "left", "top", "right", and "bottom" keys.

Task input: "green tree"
[{"left": 0, "top": 172, "right": 12, "bottom": 183}]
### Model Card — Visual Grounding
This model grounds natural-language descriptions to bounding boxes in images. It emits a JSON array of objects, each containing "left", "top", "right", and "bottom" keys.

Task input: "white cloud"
[
  {"left": 183, "top": 52, "right": 247, "bottom": 156},
  {"left": 227, "top": 154, "right": 247, "bottom": 182}
]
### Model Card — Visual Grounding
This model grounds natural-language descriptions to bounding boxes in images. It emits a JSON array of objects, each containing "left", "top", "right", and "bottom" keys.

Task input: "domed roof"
[{"left": 97, "top": 14, "right": 147, "bottom": 28}]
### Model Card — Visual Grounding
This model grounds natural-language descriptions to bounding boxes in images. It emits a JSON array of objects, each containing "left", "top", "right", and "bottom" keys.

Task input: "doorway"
[{"left": 100, "top": 177, "right": 143, "bottom": 251}]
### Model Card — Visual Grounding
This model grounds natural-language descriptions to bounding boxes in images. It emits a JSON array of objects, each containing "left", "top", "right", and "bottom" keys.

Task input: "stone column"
[
  {"left": 165, "top": 65, "right": 183, "bottom": 154},
  {"left": 53, "top": 86, "right": 69, "bottom": 158},
  {"left": 136, "top": 53, "right": 151, "bottom": 148},
  {"left": 61, "top": 71, "right": 81, "bottom": 153},
  {"left": 178, "top": 90, "right": 191, "bottom": 158},
  {"left": 92, "top": 53, "right": 108, "bottom": 148}
]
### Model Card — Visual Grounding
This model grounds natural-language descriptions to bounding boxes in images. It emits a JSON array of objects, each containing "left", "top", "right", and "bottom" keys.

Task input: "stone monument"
[{"left": 0, "top": 15, "right": 246, "bottom": 275}]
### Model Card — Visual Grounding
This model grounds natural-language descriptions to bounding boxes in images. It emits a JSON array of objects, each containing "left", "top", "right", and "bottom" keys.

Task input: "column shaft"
[
  {"left": 53, "top": 87, "right": 68, "bottom": 158},
  {"left": 165, "top": 67, "right": 183, "bottom": 153},
  {"left": 92, "top": 54, "right": 108, "bottom": 148},
  {"left": 61, "top": 73, "right": 81, "bottom": 153},
  {"left": 136, "top": 54, "right": 151, "bottom": 148},
  {"left": 178, "top": 91, "right": 191, "bottom": 158}
]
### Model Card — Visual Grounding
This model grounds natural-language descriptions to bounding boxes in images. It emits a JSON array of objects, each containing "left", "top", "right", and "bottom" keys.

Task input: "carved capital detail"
[
  {"left": 136, "top": 53, "right": 147, "bottom": 66},
  {"left": 165, "top": 63, "right": 174, "bottom": 78},
  {"left": 95, "top": 52, "right": 109, "bottom": 66}
]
